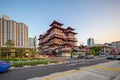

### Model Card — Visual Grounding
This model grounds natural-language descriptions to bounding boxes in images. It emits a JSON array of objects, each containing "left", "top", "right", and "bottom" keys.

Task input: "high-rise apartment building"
[
  {"left": 38, "top": 21, "right": 77, "bottom": 57},
  {"left": 0, "top": 15, "right": 28, "bottom": 47},
  {"left": 0, "top": 15, "right": 32, "bottom": 57},
  {"left": 87, "top": 38, "right": 94, "bottom": 47}
]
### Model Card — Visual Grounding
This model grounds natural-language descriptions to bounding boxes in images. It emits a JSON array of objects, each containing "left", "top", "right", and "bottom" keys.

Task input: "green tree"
[
  {"left": 89, "top": 49, "right": 95, "bottom": 55},
  {"left": 20, "top": 48, "right": 25, "bottom": 58},
  {"left": 91, "top": 46, "right": 101, "bottom": 54},
  {"left": 30, "top": 48, "right": 36, "bottom": 57},
  {"left": 39, "top": 45, "right": 44, "bottom": 55},
  {"left": 39, "top": 49, "right": 43, "bottom": 55},
  {"left": 5, "top": 39, "right": 15, "bottom": 58}
]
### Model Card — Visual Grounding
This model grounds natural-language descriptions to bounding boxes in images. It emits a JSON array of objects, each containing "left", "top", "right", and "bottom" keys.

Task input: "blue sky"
[{"left": 0, "top": 0, "right": 120, "bottom": 45}]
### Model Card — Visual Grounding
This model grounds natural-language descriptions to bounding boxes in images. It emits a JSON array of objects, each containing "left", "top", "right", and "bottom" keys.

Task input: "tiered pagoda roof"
[
  {"left": 65, "top": 27, "right": 77, "bottom": 34},
  {"left": 66, "top": 27, "right": 75, "bottom": 30},
  {"left": 50, "top": 20, "right": 63, "bottom": 27}
]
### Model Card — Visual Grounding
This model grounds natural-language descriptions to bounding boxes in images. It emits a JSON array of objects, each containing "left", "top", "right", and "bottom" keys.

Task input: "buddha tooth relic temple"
[{"left": 38, "top": 20, "right": 77, "bottom": 57}]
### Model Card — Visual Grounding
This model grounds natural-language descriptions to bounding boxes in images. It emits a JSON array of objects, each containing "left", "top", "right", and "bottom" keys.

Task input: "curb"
[{"left": 10, "top": 62, "right": 63, "bottom": 70}]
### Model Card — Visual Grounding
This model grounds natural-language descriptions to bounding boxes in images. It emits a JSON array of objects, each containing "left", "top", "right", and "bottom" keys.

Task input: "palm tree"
[{"left": 5, "top": 39, "right": 15, "bottom": 58}]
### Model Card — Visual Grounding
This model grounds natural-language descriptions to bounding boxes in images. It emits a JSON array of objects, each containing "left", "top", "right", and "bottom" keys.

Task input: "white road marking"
[{"left": 66, "top": 63, "right": 76, "bottom": 66}]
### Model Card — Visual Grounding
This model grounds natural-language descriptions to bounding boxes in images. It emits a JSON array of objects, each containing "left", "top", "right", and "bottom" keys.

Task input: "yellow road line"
[
  {"left": 94, "top": 66, "right": 120, "bottom": 72},
  {"left": 44, "top": 65, "right": 120, "bottom": 80},
  {"left": 44, "top": 70, "right": 81, "bottom": 80},
  {"left": 81, "top": 66, "right": 120, "bottom": 72}
]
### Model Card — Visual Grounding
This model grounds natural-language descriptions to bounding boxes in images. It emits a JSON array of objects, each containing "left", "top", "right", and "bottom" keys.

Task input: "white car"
[{"left": 72, "top": 54, "right": 79, "bottom": 59}]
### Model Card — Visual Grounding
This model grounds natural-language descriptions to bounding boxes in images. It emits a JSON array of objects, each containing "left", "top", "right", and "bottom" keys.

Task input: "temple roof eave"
[
  {"left": 50, "top": 20, "right": 63, "bottom": 26},
  {"left": 47, "top": 26, "right": 66, "bottom": 33},
  {"left": 66, "top": 31, "right": 77, "bottom": 34},
  {"left": 66, "top": 27, "right": 75, "bottom": 30}
]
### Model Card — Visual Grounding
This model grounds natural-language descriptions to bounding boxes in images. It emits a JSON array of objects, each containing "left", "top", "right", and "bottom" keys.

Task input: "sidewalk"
[{"left": 28, "top": 61, "right": 120, "bottom": 80}]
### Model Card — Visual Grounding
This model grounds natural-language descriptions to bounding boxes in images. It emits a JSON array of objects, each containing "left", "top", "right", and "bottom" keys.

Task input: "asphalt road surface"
[{"left": 0, "top": 58, "right": 110, "bottom": 80}]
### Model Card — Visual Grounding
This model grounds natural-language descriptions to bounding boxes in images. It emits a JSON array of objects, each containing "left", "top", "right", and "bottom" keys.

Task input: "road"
[
  {"left": 30, "top": 60, "right": 120, "bottom": 80},
  {"left": 0, "top": 57, "right": 110, "bottom": 80}
]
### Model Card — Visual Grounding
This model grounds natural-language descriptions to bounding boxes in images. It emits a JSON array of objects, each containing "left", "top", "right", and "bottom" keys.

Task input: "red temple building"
[{"left": 38, "top": 20, "right": 77, "bottom": 57}]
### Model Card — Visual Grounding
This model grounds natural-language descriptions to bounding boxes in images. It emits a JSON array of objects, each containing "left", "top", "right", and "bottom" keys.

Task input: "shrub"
[
  {"left": 11, "top": 60, "right": 51, "bottom": 67},
  {"left": 1, "top": 57, "right": 58, "bottom": 67}
]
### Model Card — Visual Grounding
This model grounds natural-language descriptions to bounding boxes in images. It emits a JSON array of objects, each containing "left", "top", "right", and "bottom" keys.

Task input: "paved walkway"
[{"left": 28, "top": 61, "right": 120, "bottom": 80}]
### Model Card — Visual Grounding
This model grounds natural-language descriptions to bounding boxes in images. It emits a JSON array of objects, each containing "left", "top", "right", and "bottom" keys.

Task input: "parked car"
[
  {"left": 84, "top": 55, "right": 91, "bottom": 59},
  {"left": 99, "top": 52, "right": 107, "bottom": 57},
  {"left": 99, "top": 54, "right": 106, "bottom": 57},
  {"left": 0, "top": 60, "right": 10, "bottom": 73},
  {"left": 106, "top": 55, "right": 114, "bottom": 60},
  {"left": 84, "top": 55, "right": 94, "bottom": 59},
  {"left": 116, "top": 55, "right": 120, "bottom": 60},
  {"left": 90, "top": 55, "right": 94, "bottom": 58},
  {"left": 72, "top": 54, "right": 79, "bottom": 59}
]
